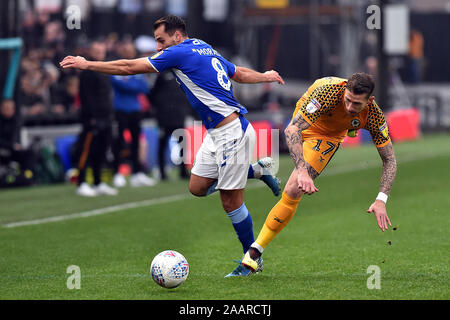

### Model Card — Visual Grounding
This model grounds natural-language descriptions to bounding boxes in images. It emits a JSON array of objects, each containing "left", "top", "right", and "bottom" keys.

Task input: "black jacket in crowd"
[
  {"left": 149, "top": 71, "right": 191, "bottom": 129},
  {"left": 79, "top": 69, "right": 114, "bottom": 126},
  {"left": 0, "top": 113, "right": 20, "bottom": 152}
]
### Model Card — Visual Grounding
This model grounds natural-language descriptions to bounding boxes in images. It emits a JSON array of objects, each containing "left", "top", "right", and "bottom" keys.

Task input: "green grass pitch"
[{"left": 0, "top": 134, "right": 449, "bottom": 300}]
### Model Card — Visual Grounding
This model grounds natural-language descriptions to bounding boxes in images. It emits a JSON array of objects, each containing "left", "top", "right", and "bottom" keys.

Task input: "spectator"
[
  {"left": 19, "top": 58, "right": 49, "bottom": 120},
  {"left": 105, "top": 33, "right": 120, "bottom": 60},
  {"left": 408, "top": 29, "right": 425, "bottom": 83},
  {"left": 44, "top": 20, "right": 64, "bottom": 40},
  {"left": 50, "top": 75, "right": 80, "bottom": 120},
  {"left": 111, "top": 41, "right": 156, "bottom": 188},
  {"left": 19, "top": 45, "right": 67, "bottom": 124},
  {"left": 74, "top": 40, "right": 118, "bottom": 197},
  {"left": 21, "top": 10, "right": 41, "bottom": 51},
  {"left": 0, "top": 99, "right": 36, "bottom": 175},
  {"left": 149, "top": 70, "right": 190, "bottom": 181},
  {"left": 42, "top": 23, "right": 67, "bottom": 68}
]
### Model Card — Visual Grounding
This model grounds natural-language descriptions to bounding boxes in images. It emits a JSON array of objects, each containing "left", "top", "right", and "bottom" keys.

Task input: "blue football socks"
[{"left": 227, "top": 203, "right": 254, "bottom": 253}]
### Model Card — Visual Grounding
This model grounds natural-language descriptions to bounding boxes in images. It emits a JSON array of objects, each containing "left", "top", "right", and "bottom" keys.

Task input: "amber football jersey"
[{"left": 292, "top": 76, "right": 391, "bottom": 148}]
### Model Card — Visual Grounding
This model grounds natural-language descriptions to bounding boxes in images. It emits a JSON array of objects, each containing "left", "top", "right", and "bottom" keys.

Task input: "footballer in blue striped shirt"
[{"left": 60, "top": 14, "right": 285, "bottom": 277}]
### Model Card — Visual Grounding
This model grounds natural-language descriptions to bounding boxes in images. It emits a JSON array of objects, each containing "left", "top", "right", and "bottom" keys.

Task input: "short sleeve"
[
  {"left": 147, "top": 47, "right": 180, "bottom": 73},
  {"left": 219, "top": 57, "right": 236, "bottom": 79},
  {"left": 297, "top": 82, "right": 345, "bottom": 125},
  {"left": 364, "top": 101, "right": 391, "bottom": 147}
]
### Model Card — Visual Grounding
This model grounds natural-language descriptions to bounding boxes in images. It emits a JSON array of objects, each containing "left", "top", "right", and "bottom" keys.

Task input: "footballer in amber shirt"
[{"left": 293, "top": 76, "right": 390, "bottom": 148}]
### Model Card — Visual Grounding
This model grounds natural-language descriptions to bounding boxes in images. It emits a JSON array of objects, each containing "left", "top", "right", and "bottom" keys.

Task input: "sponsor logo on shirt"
[
  {"left": 306, "top": 98, "right": 321, "bottom": 114},
  {"left": 379, "top": 121, "right": 389, "bottom": 138},
  {"left": 351, "top": 119, "right": 361, "bottom": 128},
  {"left": 151, "top": 51, "right": 164, "bottom": 59}
]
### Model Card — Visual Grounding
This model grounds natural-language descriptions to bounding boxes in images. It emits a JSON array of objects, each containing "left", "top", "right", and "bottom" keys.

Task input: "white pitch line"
[
  {"left": 3, "top": 149, "right": 449, "bottom": 229},
  {"left": 3, "top": 194, "right": 189, "bottom": 228}
]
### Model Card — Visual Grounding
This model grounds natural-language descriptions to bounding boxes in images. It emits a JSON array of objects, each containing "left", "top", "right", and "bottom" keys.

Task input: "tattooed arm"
[
  {"left": 284, "top": 114, "right": 318, "bottom": 195},
  {"left": 367, "top": 141, "right": 397, "bottom": 231},
  {"left": 285, "top": 114, "right": 310, "bottom": 170},
  {"left": 377, "top": 142, "right": 397, "bottom": 195}
]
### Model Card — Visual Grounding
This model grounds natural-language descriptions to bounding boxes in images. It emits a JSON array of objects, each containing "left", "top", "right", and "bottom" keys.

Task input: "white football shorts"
[{"left": 191, "top": 117, "right": 255, "bottom": 190}]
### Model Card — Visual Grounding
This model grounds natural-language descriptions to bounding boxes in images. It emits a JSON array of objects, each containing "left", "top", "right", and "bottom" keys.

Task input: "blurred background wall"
[
  {"left": 0, "top": 0, "right": 448, "bottom": 180},
  {"left": 1, "top": 0, "right": 448, "bottom": 128}
]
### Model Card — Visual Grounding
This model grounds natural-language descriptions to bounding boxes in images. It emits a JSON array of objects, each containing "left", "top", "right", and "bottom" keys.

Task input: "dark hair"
[
  {"left": 346, "top": 72, "right": 375, "bottom": 97},
  {"left": 153, "top": 15, "right": 187, "bottom": 37}
]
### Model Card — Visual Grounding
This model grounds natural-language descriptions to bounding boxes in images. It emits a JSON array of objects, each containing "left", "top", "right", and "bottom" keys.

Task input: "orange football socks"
[{"left": 254, "top": 192, "right": 301, "bottom": 250}]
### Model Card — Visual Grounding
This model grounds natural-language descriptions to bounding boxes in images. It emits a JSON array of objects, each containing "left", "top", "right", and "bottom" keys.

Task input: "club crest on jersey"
[
  {"left": 379, "top": 121, "right": 389, "bottom": 138},
  {"left": 306, "top": 98, "right": 321, "bottom": 114},
  {"left": 351, "top": 119, "right": 361, "bottom": 128},
  {"left": 151, "top": 51, "right": 164, "bottom": 59}
]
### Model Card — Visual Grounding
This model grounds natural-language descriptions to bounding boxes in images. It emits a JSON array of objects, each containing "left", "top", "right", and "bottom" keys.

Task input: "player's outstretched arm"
[
  {"left": 377, "top": 142, "right": 397, "bottom": 195},
  {"left": 285, "top": 114, "right": 318, "bottom": 195},
  {"left": 60, "top": 56, "right": 156, "bottom": 75},
  {"left": 232, "top": 66, "right": 285, "bottom": 85},
  {"left": 367, "top": 142, "right": 397, "bottom": 231}
]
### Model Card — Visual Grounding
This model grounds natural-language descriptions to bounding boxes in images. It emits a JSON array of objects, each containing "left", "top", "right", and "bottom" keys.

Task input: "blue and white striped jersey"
[{"left": 148, "top": 38, "right": 248, "bottom": 130}]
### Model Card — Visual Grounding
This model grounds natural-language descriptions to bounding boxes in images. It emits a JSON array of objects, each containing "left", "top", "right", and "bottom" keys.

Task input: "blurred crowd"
[
  {"left": 20, "top": 15, "right": 79, "bottom": 125},
  {"left": 0, "top": 1, "right": 198, "bottom": 189},
  {"left": 15, "top": 0, "right": 192, "bottom": 126}
]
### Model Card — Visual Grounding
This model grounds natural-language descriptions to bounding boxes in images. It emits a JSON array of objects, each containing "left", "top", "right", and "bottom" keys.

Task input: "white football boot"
[
  {"left": 113, "top": 173, "right": 127, "bottom": 188},
  {"left": 130, "top": 172, "right": 157, "bottom": 187},
  {"left": 76, "top": 182, "right": 99, "bottom": 197},
  {"left": 95, "top": 183, "right": 118, "bottom": 196}
]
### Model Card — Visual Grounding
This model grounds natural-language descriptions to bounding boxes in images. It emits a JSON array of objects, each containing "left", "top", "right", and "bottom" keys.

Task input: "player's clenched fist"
[{"left": 60, "top": 55, "right": 88, "bottom": 70}]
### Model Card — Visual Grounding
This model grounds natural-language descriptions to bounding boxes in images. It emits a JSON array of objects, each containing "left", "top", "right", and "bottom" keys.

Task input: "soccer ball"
[{"left": 150, "top": 250, "right": 189, "bottom": 289}]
